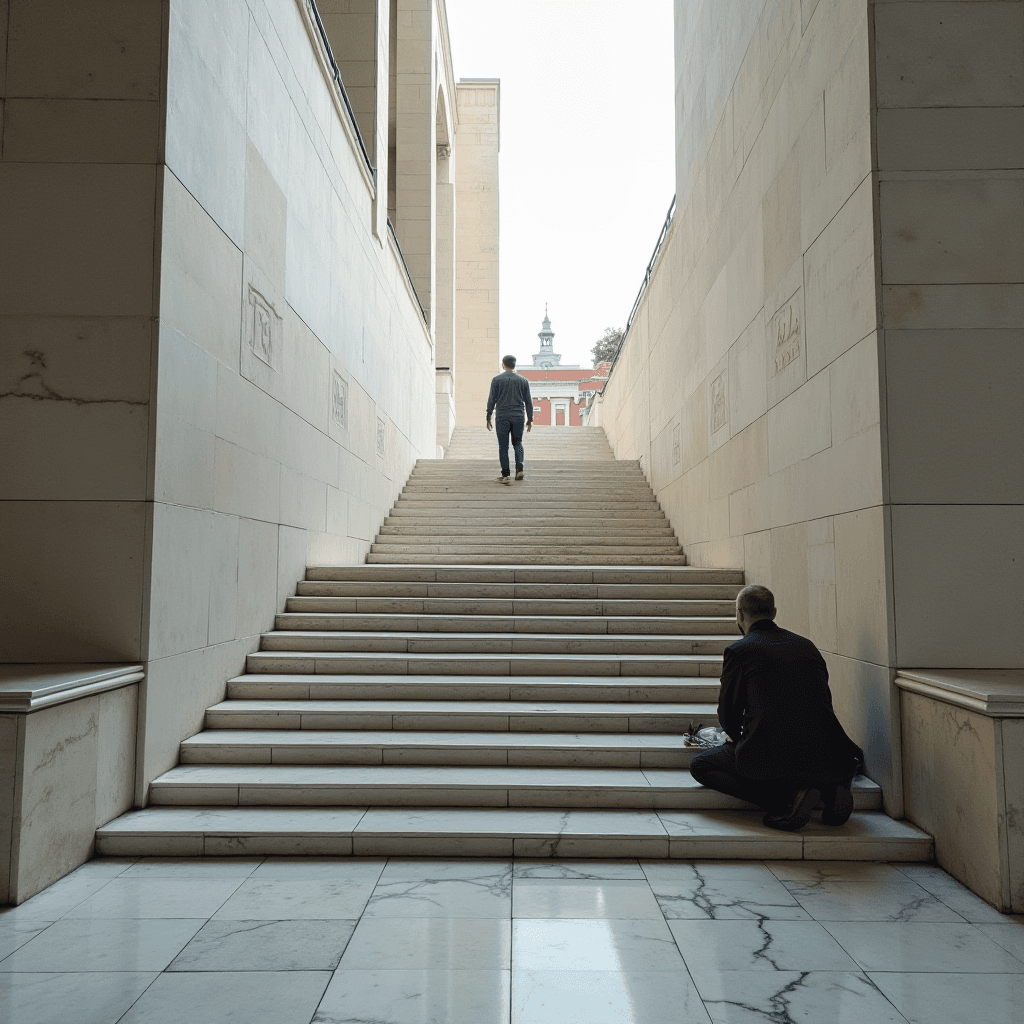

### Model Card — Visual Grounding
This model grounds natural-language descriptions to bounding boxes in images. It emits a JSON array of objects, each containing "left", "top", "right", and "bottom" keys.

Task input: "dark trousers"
[
  {"left": 689, "top": 743, "right": 808, "bottom": 813},
  {"left": 496, "top": 415, "right": 525, "bottom": 476}
]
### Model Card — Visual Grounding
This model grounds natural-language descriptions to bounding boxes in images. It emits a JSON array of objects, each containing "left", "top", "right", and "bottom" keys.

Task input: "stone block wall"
[{"left": 598, "top": 0, "right": 901, "bottom": 809}]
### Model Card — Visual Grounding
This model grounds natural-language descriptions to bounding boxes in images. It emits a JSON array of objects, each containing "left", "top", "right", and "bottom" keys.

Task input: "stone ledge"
[
  {"left": 0, "top": 663, "right": 144, "bottom": 713},
  {"left": 895, "top": 669, "right": 1024, "bottom": 717}
]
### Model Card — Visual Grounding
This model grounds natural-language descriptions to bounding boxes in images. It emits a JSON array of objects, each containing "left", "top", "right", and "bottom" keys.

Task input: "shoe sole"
[
  {"left": 764, "top": 787, "right": 821, "bottom": 832},
  {"left": 821, "top": 785, "right": 854, "bottom": 826}
]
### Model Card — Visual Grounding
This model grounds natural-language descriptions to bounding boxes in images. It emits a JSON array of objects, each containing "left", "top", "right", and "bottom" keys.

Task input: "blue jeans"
[{"left": 496, "top": 415, "right": 525, "bottom": 476}]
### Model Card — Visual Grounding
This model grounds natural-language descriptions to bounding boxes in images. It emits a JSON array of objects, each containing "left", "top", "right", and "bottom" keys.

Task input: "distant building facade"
[{"left": 518, "top": 313, "right": 609, "bottom": 426}]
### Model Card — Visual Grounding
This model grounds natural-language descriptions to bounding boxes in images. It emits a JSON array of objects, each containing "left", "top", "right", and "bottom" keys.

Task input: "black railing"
[
  {"left": 306, "top": 0, "right": 375, "bottom": 176},
  {"left": 605, "top": 195, "right": 677, "bottom": 381},
  {"left": 388, "top": 219, "right": 429, "bottom": 326}
]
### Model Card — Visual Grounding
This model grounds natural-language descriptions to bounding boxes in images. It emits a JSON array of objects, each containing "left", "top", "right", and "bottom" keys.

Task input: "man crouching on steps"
[
  {"left": 486, "top": 355, "right": 533, "bottom": 485},
  {"left": 690, "top": 584, "right": 865, "bottom": 832}
]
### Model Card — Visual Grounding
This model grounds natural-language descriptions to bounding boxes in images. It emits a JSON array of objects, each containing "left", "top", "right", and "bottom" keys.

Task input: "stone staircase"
[{"left": 98, "top": 427, "right": 931, "bottom": 860}]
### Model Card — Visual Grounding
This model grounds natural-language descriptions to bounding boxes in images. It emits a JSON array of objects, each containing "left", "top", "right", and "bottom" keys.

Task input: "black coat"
[{"left": 717, "top": 619, "right": 863, "bottom": 782}]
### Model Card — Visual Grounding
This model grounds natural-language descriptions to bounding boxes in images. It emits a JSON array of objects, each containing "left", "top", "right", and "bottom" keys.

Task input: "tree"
[{"left": 591, "top": 327, "right": 623, "bottom": 365}]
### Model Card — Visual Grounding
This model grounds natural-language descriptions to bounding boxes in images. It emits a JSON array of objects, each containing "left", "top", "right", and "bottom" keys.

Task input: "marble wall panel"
[
  {"left": 803, "top": 175, "right": 876, "bottom": 377},
  {"left": 165, "top": 3, "right": 247, "bottom": 246},
  {"left": 829, "top": 332, "right": 880, "bottom": 446},
  {"left": 2, "top": 98, "right": 161, "bottom": 163},
  {"left": 1001, "top": 718, "right": 1024, "bottom": 913},
  {"left": 0, "top": 316, "right": 152, "bottom": 501},
  {"left": 766, "top": 364, "right": 830, "bottom": 474},
  {"left": 880, "top": 178, "right": 1024, "bottom": 285},
  {"left": 834, "top": 505, "right": 891, "bottom": 667},
  {"left": 213, "top": 438, "right": 282, "bottom": 524},
  {"left": 822, "top": 15, "right": 870, "bottom": 166},
  {"left": 729, "top": 308, "right": 767, "bottom": 434},
  {"left": 12, "top": 698, "right": 99, "bottom": 902},
  {"left": 0, "top": 163, "right": 157, "bottom": 316},
  {"left": 885, "top": 329, "right": 1024, "bottom": 505},
  {"left": 160, "top": 172, "right": 245, "bottom": 371},
  {"left": 0, "top": 715, "right": 18, "bottom": 904},
  {"left": 883, "top": 283, "right": 1024, "bottom": 332},
  {"left": 901, "top": 690, "right": 1006, "bottom": 908},
  {"left": 769, "top": 520, "right": 811, "bottom": 640},
  {"left": 236, "top": 517, "right": 280, "bottom": 640},
  {"left": 877, "top": 107, "right": 1024, "bottom": 173},
  {"left": 207, "top": 513, "right": 241, "bottom": 646},
  {"left": 0, "top": 501, "right": 147, "bottom": 662},
  {"left": 826, "top": 653, "right": 901, "bottom": 817},
  {"left": 891, "top": 504, "right": 1024, "bottom": 668},
  {"left": 244, "top": 141, "right": 288, "bottom": 294},
  {"left": 5, "top": 0, "right": 163, "bottom": 99},
  {"left": 95, "top": 685, "right": 139, "bottom": 827},
  {"left": 277, "top": 524, "right": 309, "bottom": 613},
  {"left": 874, "top": 1, "right": 1024, "bottom": 109}
]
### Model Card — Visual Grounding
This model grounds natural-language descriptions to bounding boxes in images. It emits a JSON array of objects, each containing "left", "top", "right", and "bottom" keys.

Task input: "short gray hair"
[{"left": 736, "top": 584, "right": 775, "bottom": 618}]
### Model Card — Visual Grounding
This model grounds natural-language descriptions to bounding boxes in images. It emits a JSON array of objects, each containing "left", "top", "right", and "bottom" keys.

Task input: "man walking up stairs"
[{"left": 99, "top": 427, "right": 930, "bottom": 860}]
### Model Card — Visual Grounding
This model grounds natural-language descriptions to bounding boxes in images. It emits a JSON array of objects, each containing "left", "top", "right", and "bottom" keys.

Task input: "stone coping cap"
[
  {"left": 0, "top": 663, "right": 144, "bottom": 712},
  {"left": 896, "top": 669, "right": 1024, "bottom": 717}
]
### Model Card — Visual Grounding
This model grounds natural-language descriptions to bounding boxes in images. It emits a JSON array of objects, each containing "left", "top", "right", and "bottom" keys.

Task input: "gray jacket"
[{"left": 486, "top": 370, "right": 533, "bottom": 422}]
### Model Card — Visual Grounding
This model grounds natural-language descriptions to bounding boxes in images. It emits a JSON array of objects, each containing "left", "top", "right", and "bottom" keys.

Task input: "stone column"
[{"left": 454, "top": 79, "right": 500, "bottom": 427}]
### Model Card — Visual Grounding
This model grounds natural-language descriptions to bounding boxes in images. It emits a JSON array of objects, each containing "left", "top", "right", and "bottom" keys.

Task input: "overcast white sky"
[{"left": 444, "top": 0, "right": 676, "bottom": 369}]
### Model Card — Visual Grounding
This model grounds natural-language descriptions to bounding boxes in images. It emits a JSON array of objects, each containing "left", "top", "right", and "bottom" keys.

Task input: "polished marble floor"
[{"left": 1, "top": 856, "right": 1022, "bottom": 1023}]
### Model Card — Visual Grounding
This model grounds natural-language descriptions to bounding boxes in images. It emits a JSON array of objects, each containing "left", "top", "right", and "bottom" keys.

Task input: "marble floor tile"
[
  {"left": 313, "top": 968, "right": 511, "bottom": 1024},
  {"left": 378, "top": 858, "right": 513, "bottom": 883},
  {"left": 364, "top": 878, "right": 513, "bottom": 919},
  {"left": 63, "top": 877, "right": 243, "bottom": 919},
  {"left": 694, "top": 971, "right": 905, "bottom": 1024},
  {"left": 0, "top": 918, "right": 205, "bottom": 972},
  {"left": 869, "top": 970, "right": 1024, "bottom": 1024},
  {"left": 764, "top": 861, "right": 905, "bottom": 884},
  {"left": 250, "top": 856, "right": 387, "bottom": 882},
  {"left": 0, "top": 971, "right": 157, "bottom": 1024},
  {"left": 896, "top": 864, "right": 1011, "bottom": 923},
  {"left": 512, "top": 919, "right": 685, "bottom": 971},
  {"left": 118, "top": 970, "right": 331, "bottom": 1024},
  {"left": 787, "top": 878, "right": 967, "bottom": 922},
  {"left": 974, "top": 921, "right": 1024, "bottom": 960},
  {"left": 213, "top": 878, "right": 377, "bottom": 920},
  {"left": 641, "top": 861, "right": 777, "bottom": 883},
  {"left": 70, "top": 857, "right": 138, "bottom": 878},
  {"left": 339, "top": 917, "right": 511, "bottom": 970},
  {"left": 512, "top": 969, "right": 711, "bottom": 1024},
  {"left": 821, "top": 921, "right": 1024, "bottom": 972},
  {"left": 512, "top": 879, "right": 664, "bottom": 919},
  {"left": 667, "top": 920, "right": 859, "bottom": 974},
  {"left": 513, "top": 859, "right": 645, "bottom": 879},
  {"left": 169, "top": 919, "right": 357, "bottom": 971},
  {"left": 644, "top": 862, "right": 809, "bottom": 921},
  {"left": 120, "top": 857, "right": 264, "bottom": 879},
  {"left": 0, "top": 921, "right": 50, "bottom": 961},
  {"left": 0, "top": 875, "right": 113, "bottom": 922}
]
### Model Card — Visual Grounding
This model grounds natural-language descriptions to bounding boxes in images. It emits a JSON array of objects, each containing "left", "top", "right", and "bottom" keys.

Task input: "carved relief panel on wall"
[{"left": 247, "top": 285, "right": 281, "bottom": 370}]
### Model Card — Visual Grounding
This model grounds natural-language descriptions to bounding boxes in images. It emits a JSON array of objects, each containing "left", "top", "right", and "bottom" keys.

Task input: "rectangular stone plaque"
[
  {"left": 769, "top": 292, "right": 802, "bottom": 376},
  {"left": 331, "top": 371, "right": 348, "bottom": 429},
  {"left": 376, "top": 416, "right": 386, "bottom": 457},
  {"left": 711, "top": 372, "right": 728, "bottom": 433},
  {"left": 247, "top": 285, "right": 279, "bottom": 370},
  {"left": 671, "top": 423, "right": 681, "bottom": 468}
]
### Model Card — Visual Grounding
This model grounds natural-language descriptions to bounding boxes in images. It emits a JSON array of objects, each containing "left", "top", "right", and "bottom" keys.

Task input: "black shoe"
[
  {"left": 515, "top": 466, "right": 524, "bottom": 481},
  {"left": 820, "top": 780, "right": 854, "bottom": 826},
  {"left": 763, "top": 787, "right": 821, "bottom": 832}
]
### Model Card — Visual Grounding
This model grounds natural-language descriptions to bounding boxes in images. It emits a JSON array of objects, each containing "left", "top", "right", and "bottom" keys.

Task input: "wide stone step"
[
  {"left": 304, "top": 566, "right": 739, "bottom": 583},
  {"left": 145, "top": 764, "right": 884, "bottom": 812},
  {"left": 246, "top": 650, "right": 723, "bottom": 676},
  {"left": 95, "top": 805, "right": 934, "bottom": 859},
  {"left": 369, "top": 544, "right": 682, "bottom": 556},
  {"left": 379, "top": 522, "right": 675, "bottom": 535},
  {"left": 225, "top": 674, "right": 721, "bottom": 703},
  {"left": 367, "top": 553, "right": 691, "bottom": 565},
  {"left": 258, "top": 630, "right": 731, "bottom": 655},
  {"left": 286, "top": 596, "right": 736, "bottom": 616},
  {"left": 387, "top": 508, "right": 670, "bottom": 520},
  {"left": 295, "top": 581, "right": 743, "bottom": 600},
  {"left": 393, "top": 498, "right": 662, "bottom": 508},
  {"left": 374, "top": 533, "right": 679, "bottom": 546},
  {"left": 180, "top": 729, "right": 706, "bottom": 767},
  {"left": 402, "top": 485, "right": 656, "bottom": 496},
  {"left": 273, "top": 613, "right": 738, "bottom": 636},
  {"left": 205, "top": 698, "right": 721, "bottom": 732}
]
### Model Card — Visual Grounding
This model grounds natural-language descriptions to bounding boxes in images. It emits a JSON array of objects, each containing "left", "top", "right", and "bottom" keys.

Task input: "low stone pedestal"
[
  {"left": 0, "top": 664, "right": 142, "bottom": 905},
  {"left": 898, "top": 669, "right": 1024, "bottom": 912}
]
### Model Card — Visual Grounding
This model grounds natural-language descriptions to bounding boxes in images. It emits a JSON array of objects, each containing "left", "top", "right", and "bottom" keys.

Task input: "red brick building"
[{"left": 518, "top": 313, "right": 610, "bottom": 426}]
